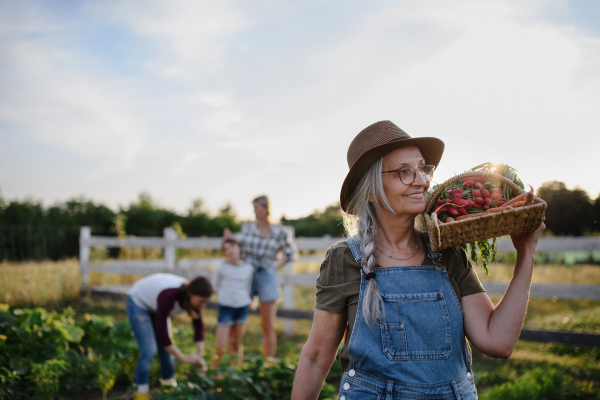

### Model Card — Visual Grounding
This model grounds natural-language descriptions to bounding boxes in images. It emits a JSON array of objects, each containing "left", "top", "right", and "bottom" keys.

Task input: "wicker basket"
[{"left": 422, "top": 171, "right": 547, "bottom": 251}]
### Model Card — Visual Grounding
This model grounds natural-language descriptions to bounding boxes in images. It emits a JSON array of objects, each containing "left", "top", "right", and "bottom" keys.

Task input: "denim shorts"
[
  {"left": 250, "top": 265, "right": 280, "bottom": 303},
  {"left": 217, "top": 304, "right": 249, "bottom": 326}
]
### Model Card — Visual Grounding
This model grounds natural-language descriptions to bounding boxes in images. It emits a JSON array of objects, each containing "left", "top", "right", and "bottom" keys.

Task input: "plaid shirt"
[{"left": 238, "top": 222, "right": 298, "bottom": 269}]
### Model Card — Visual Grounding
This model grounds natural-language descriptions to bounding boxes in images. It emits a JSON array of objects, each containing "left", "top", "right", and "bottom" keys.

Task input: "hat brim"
[{"left": 340, "top": 137, "right": 445, "bottom": 214}]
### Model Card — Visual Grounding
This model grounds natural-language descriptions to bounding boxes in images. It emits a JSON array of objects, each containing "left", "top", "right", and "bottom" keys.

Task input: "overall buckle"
[{"left": 428, "top": 252, "right": 444, "bottom": 271}]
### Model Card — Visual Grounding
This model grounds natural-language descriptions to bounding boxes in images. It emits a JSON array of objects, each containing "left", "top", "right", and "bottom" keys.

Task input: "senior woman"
[
  {"left": 225, "top": 195, "right": 298, "bottom": 358},
  {"left": 291, "top": 121, "right": 545, "bottom": 400}
]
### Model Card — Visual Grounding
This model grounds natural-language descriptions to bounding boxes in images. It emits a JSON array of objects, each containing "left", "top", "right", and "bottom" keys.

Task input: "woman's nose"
[{"left": 413, "top": 170, "right": 429, "bottom": 185}]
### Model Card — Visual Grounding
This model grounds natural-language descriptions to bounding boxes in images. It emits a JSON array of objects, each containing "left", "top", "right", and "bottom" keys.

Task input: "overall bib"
[{"left": 338, "top": 235, "right": 478, "bottom": 400}]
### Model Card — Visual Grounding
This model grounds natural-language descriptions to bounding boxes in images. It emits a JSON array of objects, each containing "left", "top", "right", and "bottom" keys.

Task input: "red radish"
[
  {"left": 464, "top": 199, "right": 474, "bottom": 208},
  {"left": 437, "top": 198, "right": 443, "bottom": 205},
  {"left": 484, "top": 197, "right": 492, "bottom": 204},
  {"left": 472, "top": 204, "right": 483, "bottom": 209},
  {"left": 445, "top": 199, "right": 452, "bottom": 204},
  {"left": 482, "top": 189, "right": 490, "bottom": 198},
  {"left": 483, "top": 204, "right": 490, "bottom": 210},
  {"left": 491, "top": 193, "right": 500, "bottom": 200},
  {"left": 475, "top": 197, "right": 485, "bottom": 205},
  {"left": 453, "top": 198, "right": 468, "bottom": 207},
  {"left": 452, "top": 192, "right": 463, "bottom": 198},
  {"left": 457, "top": 207, "right": 468, "bottom": 215},
  {"left": 496, "top": 200, "right": 505, "bottom": 206},
  {"left": 445, "top": 217, "right": 455, "bottom": 223},
  {"left": 435, "top": 205, "right": 448, "bottom": 216},
  {"left": 475, "top": 182, "right": 484, "bottom": 190},
  {"left": 473, "top": 190, "right": 482, "bottom": 198},
  {"left": 492, "top": 187, "right": 501, "bottom": 193},
  {"left": 463, "top": 180, "right": 475, "bottom": 188},
  {"left": 448, "top": 207, "right": 459, "bottom": 216}
]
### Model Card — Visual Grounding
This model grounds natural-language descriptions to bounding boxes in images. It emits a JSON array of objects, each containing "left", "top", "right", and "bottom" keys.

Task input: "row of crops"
[{"left": 0, "top": 304, "right": 336, "bottom": 400}]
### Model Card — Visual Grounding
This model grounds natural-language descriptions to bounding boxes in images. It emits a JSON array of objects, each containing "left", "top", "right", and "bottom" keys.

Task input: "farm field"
[{"left": 1, "top": 259, "right": 600, "bottom": 399}]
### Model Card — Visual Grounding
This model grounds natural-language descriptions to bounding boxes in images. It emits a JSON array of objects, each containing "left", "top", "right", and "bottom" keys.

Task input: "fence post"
[
  {"left": 164, "top": 227, "right": 177, "bottom": 269},
  {"left": 79, "top": 226, "right": 91, "bottom": 285},
  {"left": 282, "top": 226, "right": 296, "bottom": 335}
]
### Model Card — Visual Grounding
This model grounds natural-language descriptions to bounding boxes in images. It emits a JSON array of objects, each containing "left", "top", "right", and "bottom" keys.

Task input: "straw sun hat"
[{"left": 340, "top": 120, "right": 445, "bottom": 214}]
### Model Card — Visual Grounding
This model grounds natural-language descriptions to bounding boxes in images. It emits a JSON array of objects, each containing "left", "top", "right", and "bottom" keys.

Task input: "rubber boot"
[
  {"left": 133, "top": 393, "right": 149, "bottom": 400},
  {"left": 160, "top": 377, "right": 177, "bottom": 393}
]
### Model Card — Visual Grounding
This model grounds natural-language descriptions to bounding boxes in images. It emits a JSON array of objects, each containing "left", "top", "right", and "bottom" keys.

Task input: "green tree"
[
  {"left": 120, "top": 192, "right": 180, "bottom": 237},
  {"left": 282, "top": 202, "right": 344, "bottom": 237},
  {"left": 537, "top": 181, "right": 594, "bottom": 236}
]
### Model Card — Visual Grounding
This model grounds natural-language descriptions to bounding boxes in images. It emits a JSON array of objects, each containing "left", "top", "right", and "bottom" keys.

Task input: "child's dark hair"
[
  {"left": 179, "top": 276, "right": 213, "bottom": 315},
  {"left": 222, "top": 237, "right": 241, "bottom": 251}
]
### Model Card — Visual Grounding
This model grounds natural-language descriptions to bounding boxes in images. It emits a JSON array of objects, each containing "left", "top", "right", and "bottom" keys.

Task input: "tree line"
[{"left": 0, "top": 181, "right": 598, "bottom": 261}]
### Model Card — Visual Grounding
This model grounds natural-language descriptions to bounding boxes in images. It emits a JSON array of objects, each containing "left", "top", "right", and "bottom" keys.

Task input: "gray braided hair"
[{"left": 343, "top": 157, "right": 395, "bottom": 324}]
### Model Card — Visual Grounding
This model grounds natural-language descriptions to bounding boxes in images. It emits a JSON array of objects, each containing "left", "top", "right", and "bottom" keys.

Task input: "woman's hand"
[
  {"left": 510, "top": 222, "right": 546, "bottom": 254},
  {"left": 197, "top": 357, "right": 208, "bottom": 371},
  {"left": 181, "top": 354, "right": 202, "bottom": 365}
]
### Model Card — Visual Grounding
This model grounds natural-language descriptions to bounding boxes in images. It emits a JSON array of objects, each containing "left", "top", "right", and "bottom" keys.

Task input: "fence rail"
[
  {"left": 79, "top": 227, "right": 600, "bottom": 335},
  {"left": 88, "top": 285, "right": 600, "bottom": 347}
]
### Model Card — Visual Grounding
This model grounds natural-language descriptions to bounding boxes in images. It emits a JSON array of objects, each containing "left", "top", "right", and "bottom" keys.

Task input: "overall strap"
[
  {"left": 346, "top": 235, "right": 362, "bottom": 263},
  {"left": 422, "top": 232, "right": 444, "bottom": 270}
]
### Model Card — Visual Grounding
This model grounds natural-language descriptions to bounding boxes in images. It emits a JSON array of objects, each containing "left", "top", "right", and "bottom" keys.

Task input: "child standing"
[{"left": 212, "top": 238, "right": 255, "bottom": 367}]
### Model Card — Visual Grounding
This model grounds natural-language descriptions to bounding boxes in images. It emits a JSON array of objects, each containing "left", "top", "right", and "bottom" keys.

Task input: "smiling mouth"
[{"left": 403, "top": 193, "right": 424, "bottom": 198}]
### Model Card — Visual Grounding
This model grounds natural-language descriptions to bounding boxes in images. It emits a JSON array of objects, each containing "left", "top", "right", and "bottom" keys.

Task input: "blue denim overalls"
[{"left": 338, "top": 235, "right": 478, "bottom": 400}]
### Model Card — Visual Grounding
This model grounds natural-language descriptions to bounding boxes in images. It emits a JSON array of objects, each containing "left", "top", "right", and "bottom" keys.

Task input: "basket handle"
[{"left": 425, "top": 171, "right": 525, "bottom": 213}]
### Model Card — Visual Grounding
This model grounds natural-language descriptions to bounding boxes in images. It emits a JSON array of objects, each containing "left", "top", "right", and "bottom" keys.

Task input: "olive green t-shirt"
[{"left": 315, "top": 235, "right": 486, "bottom": 371}]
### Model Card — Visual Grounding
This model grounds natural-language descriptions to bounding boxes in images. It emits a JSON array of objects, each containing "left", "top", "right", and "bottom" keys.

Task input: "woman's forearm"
[
  {"left": 276, "top": 259, "right": 289, "bottom": 270},
  {"left": 485, "top": 247, "right": 535, "bottom": 356},
  {"left": 195, "top": 341, "right": 204, "bottom": 356},
  {"left": 291, "top": 349, "right": 335, "bottom": 400},
  {"left": 165, "top": 344, "right": 185, "bottom": 361},
  {"left": 463, "top": 224, "right": 544, "bottom": 358}
]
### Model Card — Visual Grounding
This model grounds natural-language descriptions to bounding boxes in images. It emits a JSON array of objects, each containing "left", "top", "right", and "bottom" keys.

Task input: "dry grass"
[
  {"left": 0, "top": 259, "right": 81, "bottom": 307},
  {"left": 477, "top": 263, "right": 600, "bottom": 285}
]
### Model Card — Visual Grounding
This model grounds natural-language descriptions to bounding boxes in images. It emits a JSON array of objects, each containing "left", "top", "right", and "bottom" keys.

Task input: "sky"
[{"left": 1, "top": 0, "right": 599, "bottom": 221}]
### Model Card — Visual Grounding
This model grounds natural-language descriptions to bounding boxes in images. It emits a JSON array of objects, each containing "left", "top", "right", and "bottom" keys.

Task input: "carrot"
[
  {"left": 485, "top": 207, "right": 506, "bottom": 214},
  {"left": 501, "top": 193, "right": 526, "bottom": 207},
  {"left": 502, "top": 185, "right": 534, "bottom": 208},
  {"left": 524, "top": 184, "right": 535, "bottom": 206}
]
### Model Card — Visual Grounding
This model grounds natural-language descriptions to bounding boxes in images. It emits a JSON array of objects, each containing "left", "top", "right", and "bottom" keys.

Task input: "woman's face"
[
  {"left": 189, "top": 294, "right": 210, "bottom": 310},
  {"left": 380, "top": 146, "right": 431, "bottom": 217},
  {"left": 253, "top": 201, "right": 269, "bottom": 220}
]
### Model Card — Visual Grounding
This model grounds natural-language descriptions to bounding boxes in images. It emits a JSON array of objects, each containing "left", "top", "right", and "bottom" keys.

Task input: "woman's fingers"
[{"left": 510, "top": 222, "right": 546, "bottom": 252}]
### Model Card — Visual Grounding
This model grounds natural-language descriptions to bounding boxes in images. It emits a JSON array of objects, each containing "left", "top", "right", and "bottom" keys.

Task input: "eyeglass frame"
[{"left": 381, "top": 164, "right": 435, "bottom": 185}]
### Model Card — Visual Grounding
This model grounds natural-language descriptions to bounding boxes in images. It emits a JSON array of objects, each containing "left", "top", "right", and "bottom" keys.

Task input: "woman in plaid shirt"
[{"left": 225, "top": 195, "right": 298, "bottom": 358}]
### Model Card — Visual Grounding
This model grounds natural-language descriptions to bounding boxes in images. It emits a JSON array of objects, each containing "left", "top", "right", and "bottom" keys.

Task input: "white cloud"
[
  {"left": 89, "top": 0, "right": 248, "bottom": 80},
  {"left": 0, "top": 41, "right": 146, "bottom": 170},
  {"left": 1, "top": 0, "right": 600, "bottom": 219}
]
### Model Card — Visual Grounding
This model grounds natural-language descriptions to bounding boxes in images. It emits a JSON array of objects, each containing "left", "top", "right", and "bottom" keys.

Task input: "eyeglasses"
[{"left": 381, "top": 164, "right": 435, "bottom": 185}]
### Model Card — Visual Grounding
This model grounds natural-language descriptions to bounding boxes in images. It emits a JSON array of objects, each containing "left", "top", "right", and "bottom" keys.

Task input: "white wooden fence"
[{"left": 79, "top": 227, "right": 600, "bottom": 334}]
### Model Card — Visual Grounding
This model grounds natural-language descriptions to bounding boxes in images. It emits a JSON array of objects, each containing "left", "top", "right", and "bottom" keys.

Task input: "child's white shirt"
[{"left": 214, "top": 261, "right": 254, "bottom": 308}]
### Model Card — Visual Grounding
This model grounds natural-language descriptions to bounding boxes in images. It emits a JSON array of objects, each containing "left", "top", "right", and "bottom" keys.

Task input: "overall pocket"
[{"left": 380, "top": 291, "right": 451, "bottom": 360}]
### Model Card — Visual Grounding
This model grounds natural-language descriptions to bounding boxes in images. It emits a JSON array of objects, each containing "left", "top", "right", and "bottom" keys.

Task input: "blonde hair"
[
  {"left": 343, "top": 157, "right": 395, "bottom": 324},
  {"left": 253, "top": 195, "right": 270, "bottom": 215}
]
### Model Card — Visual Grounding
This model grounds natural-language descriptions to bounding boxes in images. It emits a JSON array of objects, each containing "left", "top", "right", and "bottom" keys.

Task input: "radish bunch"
[{"left": 433, "top": 176, "right": 507, "bottom": 223}]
